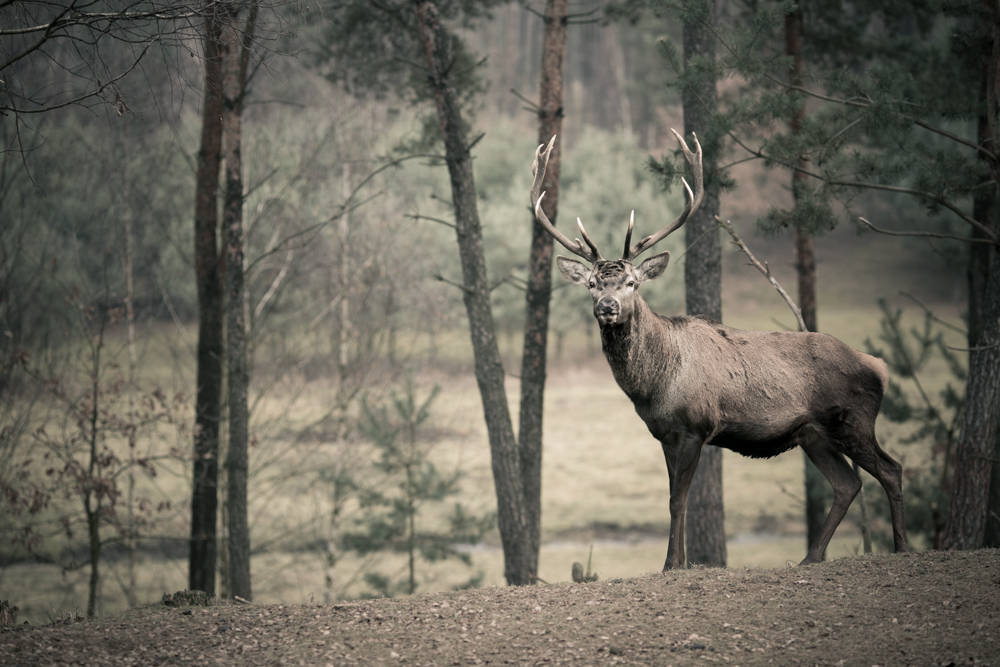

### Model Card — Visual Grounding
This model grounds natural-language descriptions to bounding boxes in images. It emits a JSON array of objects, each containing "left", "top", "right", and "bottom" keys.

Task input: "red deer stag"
[{"left": 531, "top": 132, "right": 908, "bottom": 570}]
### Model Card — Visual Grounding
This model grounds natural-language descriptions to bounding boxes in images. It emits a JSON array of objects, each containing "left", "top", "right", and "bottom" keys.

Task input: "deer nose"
[{"left": 595, "top": 297, "right": 620, "bottom": 318}]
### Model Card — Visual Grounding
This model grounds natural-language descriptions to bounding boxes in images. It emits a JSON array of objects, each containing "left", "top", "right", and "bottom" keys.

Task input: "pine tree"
[{"left": 343, "top": 383, "right": 494, "bottom": 597}]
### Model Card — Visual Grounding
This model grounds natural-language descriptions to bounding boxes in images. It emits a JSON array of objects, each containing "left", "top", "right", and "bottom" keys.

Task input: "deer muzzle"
[{"left": 595, "top": 297, "right": 621, "bottom": 324}]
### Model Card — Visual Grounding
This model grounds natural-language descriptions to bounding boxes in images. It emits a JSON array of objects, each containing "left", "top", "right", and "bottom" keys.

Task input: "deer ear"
[
  {"left": 634, "top": 251, "right": 670, "bottom": 284},
  {"left": 556, "top": 256, "right": 591, "bottom": 285}
]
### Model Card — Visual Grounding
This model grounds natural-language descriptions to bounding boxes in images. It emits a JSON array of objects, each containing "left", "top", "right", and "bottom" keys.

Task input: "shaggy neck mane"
[{"left": 599, "top": 296, "right": 666, "bottom": 399}]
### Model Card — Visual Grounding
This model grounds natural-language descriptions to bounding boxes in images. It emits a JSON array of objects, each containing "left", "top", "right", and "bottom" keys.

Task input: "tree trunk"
[
  {"left": 943, "top": 2, "right": 1000, "bottom": 549},
  {"left": 682, "top": 1, "right": 726, "bottom": 568},
  {"left": 124, "top": 203, "right": 138, "bottom": 607},
  {"left": 190, "top": 10, "right": 224, "bottom": 597},
  {"left": 795, "top": 228, "right": 829, "bottom": 557},
  {"left": 86, "top": 498, "right": 101, "bottom": 617},
  {"left": 339, "top": 162, "right": 351, "bottom": 387},
  {"left": 784, "top": 5, "right": 829, "bottom": 561},
  {"left": 85, "top": 313, "right": 106, "bottom": 618},
  {"left": 221, "top": 2, "right": 252, "bottom": 600},
  {"left": 943, "top": 259, "right": 1000, "bottom": 549},
  {"left": 985, "top": 430, "right": 1000, "bottom": 548},
  {"left": 413, "top": 0, "right": 532, "bottom": 585},
  {"left": 518, "top": 0, "right": 568, "bottom": 584}
]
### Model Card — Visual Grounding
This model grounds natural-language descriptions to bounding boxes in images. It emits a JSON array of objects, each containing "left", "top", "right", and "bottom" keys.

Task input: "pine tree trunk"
[
  {"left": 682, "top": 2, "right": 726, "bottom": 568},
  {"left": 518, "top": 0, "right": 568, "bottom": 584},
  {"left": 86, "top": 499, "right": 101, "bottom": 617},
  {"left": 943, "top": 1, "right": 1000, "bottom": 550},
  {"left": 190, "top": 10, "right": 224, "bottom": 597},
  {"left": 974, "top": 0, "right": 1000, "bottom": 551},
  {"left": 984, "top": 430, "right": 1000, "bottom": 548},
  {"left": 413, "top": 0, "right": 532, "bottom": 585},
  {"left": 784, "top": 6, "right": 829, "bottom": 560},
  {"left": 85, "top": 321, "right": 105, "bottom": 618},
  {"left": 943, "top": 261, "right": 1000, "bottom": 549},
  {"left": 794, "top": 227, "right": 828, "bottom": 557},
  {"left": 221, "top": 2, "right": 251, "bottom": 601},
  {"left": 124, "top": 205, "right": 138, "bottom": 607}
]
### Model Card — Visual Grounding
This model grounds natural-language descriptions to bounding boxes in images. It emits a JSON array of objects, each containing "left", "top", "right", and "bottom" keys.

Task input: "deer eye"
[
  {"left": 588, "top": 281, "right": 596, "bottom": 289},
  {"left": 627, "top": 280, "right": 635, "bottom": 288}
]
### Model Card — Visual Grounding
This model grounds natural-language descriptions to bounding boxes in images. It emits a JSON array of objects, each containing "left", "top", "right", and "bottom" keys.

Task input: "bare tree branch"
[
  {"left": 716, "top": 215, "right": 807, "bottom": 332},
  {"left": 859, "top": 217, "right": 999, "bottom": 246}
]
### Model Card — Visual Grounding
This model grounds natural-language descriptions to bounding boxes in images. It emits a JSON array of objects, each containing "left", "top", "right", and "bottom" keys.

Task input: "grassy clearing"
[{"left": 0, "top": 222, "right": 968, "bottom": 625}]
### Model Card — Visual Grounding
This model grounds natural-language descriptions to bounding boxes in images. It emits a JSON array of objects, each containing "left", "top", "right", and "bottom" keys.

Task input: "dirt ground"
[{"left": 2, "top": 549, "right": 997, "bottom": 666}]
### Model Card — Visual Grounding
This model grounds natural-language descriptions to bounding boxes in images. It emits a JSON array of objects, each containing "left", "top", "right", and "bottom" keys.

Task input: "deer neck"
[{"left": 599, "top": 297, "right": 671, "bottom": 401}]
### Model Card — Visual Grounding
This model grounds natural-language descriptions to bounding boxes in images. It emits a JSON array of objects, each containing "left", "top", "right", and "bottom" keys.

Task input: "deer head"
[{"left": 530, "top": 130, "right": 704, "bottom": 326}]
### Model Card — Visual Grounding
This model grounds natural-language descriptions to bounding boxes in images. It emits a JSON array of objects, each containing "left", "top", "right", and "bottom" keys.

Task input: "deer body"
[
  {"left": 533, "top": 133, "right": 908, "bottom": 570},
  {"left": 602, "top": 302, "right": 886, "bottom": 453}
]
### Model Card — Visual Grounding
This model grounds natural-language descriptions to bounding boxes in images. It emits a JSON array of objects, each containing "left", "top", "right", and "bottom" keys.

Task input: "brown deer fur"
[{"left": 532, "top": 134, "right": 909, "bottom": 570}]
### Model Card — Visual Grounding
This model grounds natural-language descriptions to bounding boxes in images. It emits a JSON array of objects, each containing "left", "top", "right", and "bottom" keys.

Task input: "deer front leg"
[{"left": 662, "top": 433, "right": 703, "bottom": 571}]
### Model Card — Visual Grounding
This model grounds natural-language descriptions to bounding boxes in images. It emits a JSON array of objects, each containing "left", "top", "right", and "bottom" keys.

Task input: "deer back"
[{"left": 603, "top": 305, "right": 888, "bottom": 451}]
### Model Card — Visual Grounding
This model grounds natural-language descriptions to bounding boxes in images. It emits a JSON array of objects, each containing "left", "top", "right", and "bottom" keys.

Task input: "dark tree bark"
[
  {"left": 943, "top": 2, "right": 1000, "bottom": 549},
  {"left": 795, "top": 228, "right": 828, "bottom": 554},
  {"left": 413, "top": 0, "right": 532, "bottom": 585},
  {"left": 682, "top": 1, "right": 726, "bottom": 568},
  {"left": 221, "top": 1, "right": 255, "bottom": 601},
  {"left": 973, "top": 0, "right": 1000, "bottom": 552},
  {"left": 518, "top": 0, "right": 568, "bottom": 583},
  {"left": 943, "top": 259, "right": 1000, "bottom": 549},
  {"left": 785, "top": 4, "right": 828, "bottom": 560},
  {"left": 986, "top": 430, "right": 1000, "bottom": 548},
  {"left": 189, "top": 10, "right": 224, "bottom": 597}
]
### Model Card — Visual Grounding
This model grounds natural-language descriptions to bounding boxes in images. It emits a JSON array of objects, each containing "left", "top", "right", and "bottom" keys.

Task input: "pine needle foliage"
[
  {"left": 863, "top": 300, "right": 966, "bottom": 550},
  {"left": 341, "top": 381, "right": 495, "bottom": 598},
  {"left": 627, "top": 0, "right": 991, "bottom": 242},
  {"left": 313, "top": 1, "right": 505, "bottom": 151}
]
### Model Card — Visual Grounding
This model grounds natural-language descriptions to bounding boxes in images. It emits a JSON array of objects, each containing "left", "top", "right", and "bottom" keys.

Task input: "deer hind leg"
[
  {"left": 847, "top": 435, "right": 909, "bottom": 554},
  {"left": 661, "top": 432, "right": 703, "bottom": 571},
  {"left": 799, "top": 435, "right": 861, "bottom": 565}
]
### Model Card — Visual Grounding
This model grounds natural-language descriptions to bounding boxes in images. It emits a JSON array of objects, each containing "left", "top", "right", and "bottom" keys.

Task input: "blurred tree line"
[{"left": 0, "top": 0, "right": 997, "bottom": 619}]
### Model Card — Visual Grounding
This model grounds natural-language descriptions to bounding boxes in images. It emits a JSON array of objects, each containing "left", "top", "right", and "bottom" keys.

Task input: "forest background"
[{"left": 1, "top": 0, "right": 997, "bottom": 626}]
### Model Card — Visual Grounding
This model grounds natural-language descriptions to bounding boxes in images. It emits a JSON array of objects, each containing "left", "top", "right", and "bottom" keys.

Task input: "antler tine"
[
  {"left": 625, "top": 129, "right": 704, "bottom": 261},
  {"left": 531, "top": 135, "right": 602, "bottom": 263},
  {"left": 621, "top": 210, "right": 635, "bottom": 260},
  {"left": 576, "top": 218, "right": 603, "bottom": 261}
]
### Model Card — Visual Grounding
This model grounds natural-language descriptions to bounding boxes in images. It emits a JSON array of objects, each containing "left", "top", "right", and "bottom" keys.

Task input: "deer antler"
[
  {"left": 623, "top": 129, "right": 703, "bottom": 261},
  {"left": 531, "top": 135, "right": 603, "bottom": 263}
]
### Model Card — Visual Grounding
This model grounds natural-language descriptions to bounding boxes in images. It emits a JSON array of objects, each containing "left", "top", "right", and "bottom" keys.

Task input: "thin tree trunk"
[
  {"left": 323, "top": 161, "right": 353, "bottom": 601},
  {"left": 85, "top": 310, "right": 107, "bottom": 618},
  {"left": 943, "top": 0, "right": 1000, "bottom": 549},
  {"left": 607, "top": 25, "right": 632, "bottom": 140},
  {"left": 413, "top": 0, "right": 532, "bottom": 586},
  {"left": 86, "top": 498, "right": 101, "bottom": 617},
  {"left": 221, "top": 1, "right": 253, "bottom": 601},
  {"left": 682, "top": 1, "right": 726, "bottom": 568},
  {"left": 784, "top": 6, "right": 830, "bottom": 560},
  {"left": 518, "top": 0, "right": 568, "bottom": 584},
  {"left": 190, "top": 9, "right": 224, "bottom": 597},
  {"left": 339, "top": 162, "right": 351, "bottom": 386},
  {"left": 123, "top": 205, "right": 138, "bottom": 607}
]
